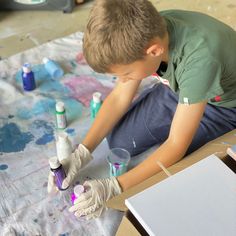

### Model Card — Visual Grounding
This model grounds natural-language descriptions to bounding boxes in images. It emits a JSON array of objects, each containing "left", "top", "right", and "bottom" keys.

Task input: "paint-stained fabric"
[{"left": 0, "top": 32, "right": 128, "bottom": 236}]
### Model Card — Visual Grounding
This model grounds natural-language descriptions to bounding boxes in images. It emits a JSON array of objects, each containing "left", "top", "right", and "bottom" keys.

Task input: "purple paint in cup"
[{"left": 107, "top": 148, "right": 130, "bottom": 177}]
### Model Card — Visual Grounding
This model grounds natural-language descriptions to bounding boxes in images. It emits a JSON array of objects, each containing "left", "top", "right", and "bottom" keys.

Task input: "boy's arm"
[
  {"left": 50, "top": 79, "right": 141, "bottom": 192},
  {"left": 117, "top": 101, "right": 207, "bottom": 191},
  {"left": 82, "top": 79, "right": 141, "bottom": 152}
]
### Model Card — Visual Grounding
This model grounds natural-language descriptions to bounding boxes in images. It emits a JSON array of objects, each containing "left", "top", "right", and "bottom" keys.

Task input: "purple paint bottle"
[
  {"left": 49, "top": 156, "right": 67, "bottom": 191},
  {"left": 22, "top": 63, "right": 36, "bottom": 91}
]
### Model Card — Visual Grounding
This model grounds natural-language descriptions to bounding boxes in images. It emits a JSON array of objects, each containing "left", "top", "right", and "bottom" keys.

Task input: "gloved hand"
[
  {"left": 47, "top": 144, "right": 93, "bottom": 193},
  {"left": 69, "top": 177, "right": 122, "bottom": 220}
]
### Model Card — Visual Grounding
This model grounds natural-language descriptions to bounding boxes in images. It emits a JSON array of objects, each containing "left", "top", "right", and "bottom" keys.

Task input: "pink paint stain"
[
  {"left": 76, "top": 52, "right": 87, "bottom": 65},
  {"left": 64, "top": 76, "right": 112, "bottom": 107}
]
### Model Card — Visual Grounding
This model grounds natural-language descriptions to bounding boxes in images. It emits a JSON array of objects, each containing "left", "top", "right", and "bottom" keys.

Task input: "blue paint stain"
[
  {"left": 15, "top": 65, "right": 83, "bottom": 126},
  {"left": 36, "top": 133, "right": 54, "bottom": 145},
  {"left": 17, "top": 109, "right": 32, "bottom": 120},
  {"left": 31, "top": 99, "right": 54, "bottom": 116},
  {"left": 63, "top": 98, "right": 83, "bottom": 123},
  {"left": 39, "top": 79, "right": 70, "bottom": 94},
  {"left": 59, "top": 233, "right": 69, "bottom": 236},
  {"left": 30, "top": 120, "right": 55, "bottom": 145},
  {"left": 17, "top": 98, "right": 56, "bottom": 120},
  {"left": 0, "top": 164, "right": 8, "bottom": 170},
  {"left": 15, "top": 64, "right": 70, "bottom": 95},
  {"left": 0, "top": 123, "right": 33, "bottom": 153},
  {"left": 66, "top": 128, "right": 75, "bottom": 135}
]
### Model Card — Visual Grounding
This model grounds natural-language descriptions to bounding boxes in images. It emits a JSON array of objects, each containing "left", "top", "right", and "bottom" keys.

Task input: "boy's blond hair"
[{"left": 83, "top": 0, "right": 167, "bottom": 73}]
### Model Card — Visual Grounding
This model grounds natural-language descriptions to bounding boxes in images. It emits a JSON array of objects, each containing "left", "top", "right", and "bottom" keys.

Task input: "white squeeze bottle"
[
  {"left": 56, "top": 101, "right": 67, "bottom": 129},
  {"left": 56, "top": 132, "right": 73, "bottom": 162}
]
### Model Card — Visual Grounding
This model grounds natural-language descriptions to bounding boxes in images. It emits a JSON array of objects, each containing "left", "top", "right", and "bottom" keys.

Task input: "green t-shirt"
[{"left": 160, "top": 10, "right": 236, "bottom": 108}]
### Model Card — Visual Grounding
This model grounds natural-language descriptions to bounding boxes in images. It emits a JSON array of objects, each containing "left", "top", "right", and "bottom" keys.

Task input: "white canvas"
[{"left": 125, "top": 155, "right": 236, "bottom": 236}]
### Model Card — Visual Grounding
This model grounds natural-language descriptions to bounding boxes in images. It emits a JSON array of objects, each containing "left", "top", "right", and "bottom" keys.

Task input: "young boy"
[{"left": 48, "top": 0, "right": 236, "bottom": 219}]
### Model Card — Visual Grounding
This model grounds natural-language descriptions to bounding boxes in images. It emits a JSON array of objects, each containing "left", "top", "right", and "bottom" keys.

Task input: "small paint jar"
[
  {"left": 90, "top": 92, "right": 102, "bottom": 120},
  {"left": 106, "top": 148, "right": 131, "bottom": 177},
  {"left": 43, "top": 57, "right": 64, "bottom": 79},
  {"left": 56, "top": 131, "right": 73, "bottom": 162},
  {"left": 71, "top": 184, "right": 85, "bottom": 204},
  {"left": 49, "top": 156, "right": 67, "bottom": 191},
  {"left": 56, "top": 101, "right": 67, "bottom": 129},
  {"left": 22, "top": 63, "right": 36, "bottom": 91}
]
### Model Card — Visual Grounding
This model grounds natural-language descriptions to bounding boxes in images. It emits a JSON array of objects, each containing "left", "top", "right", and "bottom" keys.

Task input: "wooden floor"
[{"left": 0, "top": 0, "right": 236, "bottom": 59}]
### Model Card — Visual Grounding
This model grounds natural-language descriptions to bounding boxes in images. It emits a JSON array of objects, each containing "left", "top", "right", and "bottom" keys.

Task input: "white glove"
[
  {"left": 47, "top": 144, "right": 93, "bottom": 193},
  {"left": 69, "top": 177, "right": 122, "bottom": 220}
]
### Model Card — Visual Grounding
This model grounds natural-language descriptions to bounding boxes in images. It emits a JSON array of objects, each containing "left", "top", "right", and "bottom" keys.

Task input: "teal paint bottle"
[{"left": 90, "top": 92, "right": 102, "bottom": 120}]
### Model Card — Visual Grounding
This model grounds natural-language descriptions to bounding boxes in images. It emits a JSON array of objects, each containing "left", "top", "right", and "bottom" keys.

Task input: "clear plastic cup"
[{"left": 106, "top": 148, "right": 131, "bottom": 177}]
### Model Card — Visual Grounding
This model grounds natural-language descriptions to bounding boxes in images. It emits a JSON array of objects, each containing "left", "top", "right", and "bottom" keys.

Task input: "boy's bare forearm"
[
  {"left": 82, "top": 80, "right": 141, "bottom": 152},
  {"left": 82, "top": 97, "right": 128, "bottom": 152},
  {"left": 117, "top": 101, "right": 206, "bottom": 191}
]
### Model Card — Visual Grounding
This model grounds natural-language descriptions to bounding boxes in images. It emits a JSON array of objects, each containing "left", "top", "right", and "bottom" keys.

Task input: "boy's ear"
[{"left": 146, "top": 43, "right": 164, "bottom": 57}]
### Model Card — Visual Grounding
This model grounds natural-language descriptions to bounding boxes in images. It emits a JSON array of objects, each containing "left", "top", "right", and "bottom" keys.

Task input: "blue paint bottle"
[
  {"left": 43, "top": 57, "right": 64, "bottom": 79},
  {"left": 90, "top": 92, "right": 102, "bottom": 120},
  {"left": 22, "top": 63, "right": 36, "bottom": 91}
]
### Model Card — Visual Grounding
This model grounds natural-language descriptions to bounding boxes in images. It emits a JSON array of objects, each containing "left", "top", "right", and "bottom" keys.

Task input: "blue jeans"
[{"left": 107, "top": 83, "right": 236, "bottom": 156}]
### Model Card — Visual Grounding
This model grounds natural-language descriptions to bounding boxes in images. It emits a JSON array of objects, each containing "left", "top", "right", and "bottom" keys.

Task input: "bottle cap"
[
  {"left": 22, "top": 63, "right": 32, "bottom": 73},
  {"left": 43, "top": 57, "right": 50, "bottom": 64},
  {"left": 49, "top": 156, "right": 61, "bottom": 169},
  {"left": 56, "top": 102, "right": 65, "bottom": 112},
  {"left": 93, "top": 92, "right": 102, "bottom": 103},
  {"left": 74, "top": 185, "right": 85, "bottom": 197}
]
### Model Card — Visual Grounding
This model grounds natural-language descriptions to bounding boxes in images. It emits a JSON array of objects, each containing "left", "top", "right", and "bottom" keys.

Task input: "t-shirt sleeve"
[{"left": 177, "top": 55, "right": 224, "bottom": 105}]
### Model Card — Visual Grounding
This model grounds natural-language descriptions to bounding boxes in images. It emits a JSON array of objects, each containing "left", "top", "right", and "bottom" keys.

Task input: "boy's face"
[
  {"left": 109, "top": 54, "right": 162, "bottom": 83},
  {"left": 109, "top": 37, "right": 167, "bottom": 83}
]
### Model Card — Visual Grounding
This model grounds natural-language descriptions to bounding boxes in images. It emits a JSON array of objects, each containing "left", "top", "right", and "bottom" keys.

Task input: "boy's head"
[{"left": 83, "top": 0, "right": 167, "bottom": 81}]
